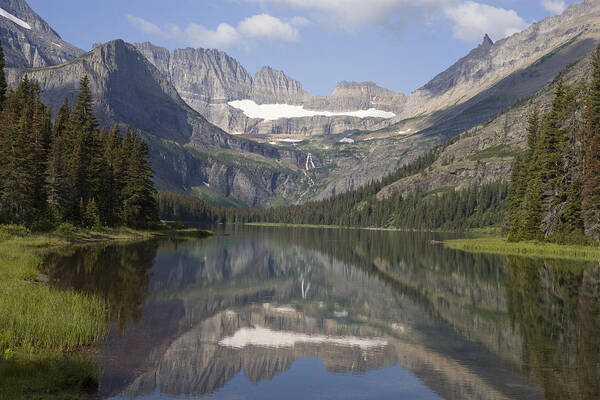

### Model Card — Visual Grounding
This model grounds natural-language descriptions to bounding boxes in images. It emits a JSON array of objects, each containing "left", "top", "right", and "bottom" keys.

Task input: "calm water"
[{"left": 43, "top": 226, "right": 600, "bottom": 400}]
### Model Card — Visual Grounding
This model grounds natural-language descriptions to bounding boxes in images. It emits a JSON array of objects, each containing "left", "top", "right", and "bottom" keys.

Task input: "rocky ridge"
[
  {"left": 0, "top": 0, "right": 83, "bottom": 67},
  {"left": 133, "top": 42, "right": 404, "bottom": 136},
  {"left": 5, "top": 39, "right": 315, "bottom": 206}
]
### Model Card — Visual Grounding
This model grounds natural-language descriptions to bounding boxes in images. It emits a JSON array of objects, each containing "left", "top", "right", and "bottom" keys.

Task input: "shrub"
[{"left": 54, "top": 223, "right": 78, "bottom": 238}]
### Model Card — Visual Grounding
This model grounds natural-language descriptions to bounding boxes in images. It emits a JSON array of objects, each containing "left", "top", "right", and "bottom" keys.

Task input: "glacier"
[{"left": 229, "top": 99, "right": 395, "bottom": 121}]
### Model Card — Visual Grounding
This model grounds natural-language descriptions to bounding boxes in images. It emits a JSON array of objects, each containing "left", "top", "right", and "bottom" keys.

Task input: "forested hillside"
[
  {"left": 158, "top": 142, "right": 508, "bottom": 232},
  {"left": 0, "top": 43, "right": 159, "bottom": 230},
  {"left": 506, "top": 46, "right": 600, "bottom": 244},
  {"left": 159, "top": 45, "right": 600, "bottom": 240}
]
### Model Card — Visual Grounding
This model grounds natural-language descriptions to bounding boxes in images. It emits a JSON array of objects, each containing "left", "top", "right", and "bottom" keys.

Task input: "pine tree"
[
  {"left": 66, "top": 75, "right": 98, "bottom": 218},
  {"left": 0, "top": 40, "right": 6, "bottom": 109},
  {"left": 122, "top": 129, "right": 158, "bottom": 229},
  {"left": 583, "top": 45, "right": 600, "bottom": 240},
  {"left": 506, "top": 154, "right": 527, "bottom": 239}
]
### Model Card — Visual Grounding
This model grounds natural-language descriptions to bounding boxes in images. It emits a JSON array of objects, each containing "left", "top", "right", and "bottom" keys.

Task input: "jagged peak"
[
  {"left": 481, "top": 34, "right": 494, "bottom": 48},
  {"left": 255, "top": 66, "right": 294, "bottom": 80}
]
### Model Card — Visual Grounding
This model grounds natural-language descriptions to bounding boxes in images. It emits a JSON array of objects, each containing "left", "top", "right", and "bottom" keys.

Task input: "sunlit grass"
[
  {"left": 0, "top": 228, "right": 109, "bottom": 353},
  {"left": 0, "top": 225, "right": 112, "bottom": 399},
  {"left": 445, "top": 237, "right": 600, "bottom": 261}
]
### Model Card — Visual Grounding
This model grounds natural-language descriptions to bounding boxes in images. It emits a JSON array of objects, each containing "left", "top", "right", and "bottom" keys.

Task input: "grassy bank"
[
  {"left": 0, "top": 224, "right": 211, "bottom": 399},
  {"left": 0, "top": 226, "right": 110, "bottom": 399},
  {"left": 445, "top": 237, "right": 600, "bottom": 261}
]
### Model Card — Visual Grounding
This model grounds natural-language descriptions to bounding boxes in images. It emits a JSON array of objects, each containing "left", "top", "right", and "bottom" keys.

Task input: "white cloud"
[
  {"left": 540, "top": 0, "right": 567, "bottom": 14},
  {"left": 254, "top": 0, "right": 530, "bottom": 43},
  {"left": 238, "top": 14, "right": 300, "bottom": 42},
  {"left": 128, "top": 14, "right": 302, "bottom": 49},
  {"left": 444, "top": 1, "right": 528, "bottom": 43},
  {"left": 127, "top": 15, "right": 162, "bottom": 35},
  {"left": 255, "top": 0, "right": 455, "bottom": 28}
]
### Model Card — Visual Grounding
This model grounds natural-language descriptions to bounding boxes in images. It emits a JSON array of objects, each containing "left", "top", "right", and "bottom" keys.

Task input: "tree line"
[
  {"left": 157, "top": 146, "right": 507, "bottom": 232},
  {"left": 506, "top": 45, "right": 600, "bottom": 244},
  {"left": 0, "top": 42, "right": 159, "bottom": 230}
]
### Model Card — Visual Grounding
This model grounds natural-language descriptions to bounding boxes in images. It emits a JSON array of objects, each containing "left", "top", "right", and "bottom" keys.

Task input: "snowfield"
[
  {"left": 0, "top": 7, "right": 31, "bottom": 30},
  {"left": 219, "top": 326, "right": 387, "bottom": 349},
  {"left": 228, "top": 99, "right": 395, "bottom": 121}
]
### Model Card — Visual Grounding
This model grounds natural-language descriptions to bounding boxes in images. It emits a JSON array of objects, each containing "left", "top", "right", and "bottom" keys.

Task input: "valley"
[{"left": 2, "top": 1, "right": 600, "bottom": 399}]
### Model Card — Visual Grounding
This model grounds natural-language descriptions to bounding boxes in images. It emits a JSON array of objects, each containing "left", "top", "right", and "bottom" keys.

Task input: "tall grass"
[
  {"left": 0, "top": 226, "right": 109, "bottom": 353},
  {"left": 445, "top": 237, "right": 600, "bottom": 261}
]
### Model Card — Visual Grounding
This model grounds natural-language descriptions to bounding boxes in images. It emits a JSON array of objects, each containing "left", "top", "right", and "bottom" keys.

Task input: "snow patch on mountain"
[
  {"left": 0, "top": 7, "right": 31, "bottom": 30},
  {"left": 228, "top": 99, "right": 395, "bottom": 121}
]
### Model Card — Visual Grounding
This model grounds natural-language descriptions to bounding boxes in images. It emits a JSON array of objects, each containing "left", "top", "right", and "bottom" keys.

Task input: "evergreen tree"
[
  {"left": 122, "top": 129, "right": 159, "bottom": 229},
  {"left": 583, "top": 45, "right": 600, "bottom": 240},
  {"left": 0, "top": 74, "right": 159, "bottom": 230},
  {"left": 506, "top": 154, "right": 527, "bottom": 239},
  {"left": 0, "top": 40, "right": 6, "bottom": 109}
]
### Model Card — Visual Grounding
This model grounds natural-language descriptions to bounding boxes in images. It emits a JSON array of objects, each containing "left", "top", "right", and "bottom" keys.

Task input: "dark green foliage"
[
  {"left": 583, "top": 46, "right": 600, "bottom": 241},
  {"left": 0, "top": 75, "right": 159, "bottom": 230},
  {"left": 505, "top": 46, "right": 600, "bottom": 244},
  {"left": 0, "top": 40, "right": 6, "bottom": 110},
  {"left": 156, "top": 191, "right": 219, "bottom": 225},
  {"left": 159, "top": 139, "right": 508, "bottom": 231}
]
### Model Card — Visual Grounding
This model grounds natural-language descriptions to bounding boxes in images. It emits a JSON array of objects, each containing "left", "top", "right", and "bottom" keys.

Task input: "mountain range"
[{"left": 2, "top": 0, "right": 600, "bottom": 207}]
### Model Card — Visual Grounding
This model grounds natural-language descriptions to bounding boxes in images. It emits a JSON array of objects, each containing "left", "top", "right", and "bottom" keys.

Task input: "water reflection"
[{"left": 44, "top": 227, "right": 600, "bottom": 400}]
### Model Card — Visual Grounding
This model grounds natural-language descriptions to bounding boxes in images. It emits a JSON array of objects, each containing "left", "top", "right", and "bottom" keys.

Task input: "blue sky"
[{"left": 28, "top": 0, "right": 579, "bottom": 95}]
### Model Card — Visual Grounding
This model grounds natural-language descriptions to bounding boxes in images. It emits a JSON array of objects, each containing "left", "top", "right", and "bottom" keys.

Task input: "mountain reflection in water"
[{"left": 43, "top": 226, "right": 600, "bottom": 400}]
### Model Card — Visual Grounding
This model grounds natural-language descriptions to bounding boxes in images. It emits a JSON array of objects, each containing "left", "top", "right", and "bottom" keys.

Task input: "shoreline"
[
  {"left": 243, "top": 222, "right": 493, "bottom": 234},
  {"left": 0, "top": 225, "right": 211, "bottom": 399},
  {"left": 444, "top": 237, "right": 600, "bottom": 261}
]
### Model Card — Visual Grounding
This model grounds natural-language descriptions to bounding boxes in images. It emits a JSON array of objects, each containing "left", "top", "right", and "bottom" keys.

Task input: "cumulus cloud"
[
  {"left": 254, "top": 0, "right": 454, "bottom": 28},
  {"left": 540, "top": 0, "right": 567, "bottom": 14},
  {"left": 238, "top": 14, "right": 300, "bottom": 42},
  {"left": 444, "top": 1, "right": 528, "bottom": 42},
  {"left": 128, "top": 13, "right": 302, "bottom": 49},
  {"left": 254, "top": 0, "right": 530, "bottom": 42}
]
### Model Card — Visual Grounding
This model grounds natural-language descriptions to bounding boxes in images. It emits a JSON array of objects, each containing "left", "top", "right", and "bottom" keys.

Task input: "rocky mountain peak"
[
  {"left": 481, "top": 34, "right": 493, "bottom": 48},
  {"left": 251, "top": 66, "right": 308, "bottom": 104},
  {"left": 0, "top": 0, "right": 83, "bottom": 67}
]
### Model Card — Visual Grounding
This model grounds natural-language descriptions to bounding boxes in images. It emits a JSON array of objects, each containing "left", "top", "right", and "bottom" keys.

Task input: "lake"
[{"left": 42, "top": 226, "right": 600, "bottom": 400}]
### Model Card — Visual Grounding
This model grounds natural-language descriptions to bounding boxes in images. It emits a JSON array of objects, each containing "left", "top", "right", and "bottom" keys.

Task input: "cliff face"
[
  {"left": 401, "top": 0, "right": 600, "bottom": 120},
  {"left": 250, "top": 66, "right": 309, "bottom": 104},
  {"left": 0, "top": 0, "right": 83, "bottom": 67},
  {"left": 5, "top": 39, "right": 315, "bottom": 207},
  {"left": 377, "top": 35, "right": 595, "bottom": 201},
  {"left": 133, "top": 43, "right": 402, "bottom": 137}
]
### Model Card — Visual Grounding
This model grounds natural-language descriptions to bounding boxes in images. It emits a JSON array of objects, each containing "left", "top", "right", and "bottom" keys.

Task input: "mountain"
[
  {"left": 5, "top": 39, "right": 315, "bottom": 207},
  {"left": 133, "top": 42, "right": 403, "bottom": 136},
  {"left": 3, "top": 0, "right": 600, "bottom": 208},
  {"left": 376, "top": 32, "right": 596, "bottom": 202},
  {"left": 0, "top": 0, "right": 83, "bottom": 67}
]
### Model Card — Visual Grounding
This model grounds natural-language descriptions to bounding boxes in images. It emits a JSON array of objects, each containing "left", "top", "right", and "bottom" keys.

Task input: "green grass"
[
  {"left": 467, "top": 144, "right": 521, "bottom": 161},
  {"left": 0, "top": 224, "right": 158, "bottom": 399},
  {"left": 0, "top": 352, "right": 100, "bottom": 400},
  {"left": 445, "top": 237, "right": 600, "bottom": 261},
  {"left": 0, "top": 230, "right": 109, "bottom": 353}
]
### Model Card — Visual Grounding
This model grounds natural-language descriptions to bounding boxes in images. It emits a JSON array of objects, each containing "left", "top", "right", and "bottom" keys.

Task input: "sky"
[{"left": 27, "top": 0, "right": 580, "bottom": 96}]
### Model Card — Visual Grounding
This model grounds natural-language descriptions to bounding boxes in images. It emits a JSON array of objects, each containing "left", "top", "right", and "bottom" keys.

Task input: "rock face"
[
  {"left": 0, "top": 0, "right": 83, "bottom": 67},
  {"left": 250, "top": 66, "right": 309, "bottom": 104},
  {"left": 376, "top": 35, "right": 596, "bottom": 201},
  {"left": 400, "top": 0, "right": 600, "bottom": 121},
  {"left": 133, "top": 42, "right": 403, "bottom": 136},
  {"left": 129, "top": 0, "right": 600, "bottom": 146},
  {"left": 5, "top": 39, "right": 314, "bottom": 207}
]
